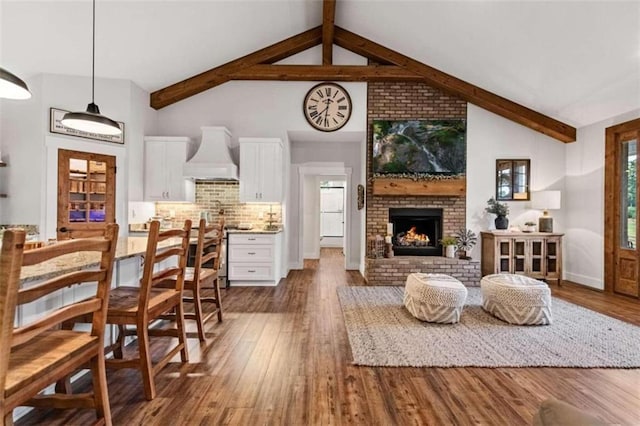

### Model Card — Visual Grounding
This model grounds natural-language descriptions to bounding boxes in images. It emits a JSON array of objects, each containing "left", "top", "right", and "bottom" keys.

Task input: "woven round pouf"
[
  {"left": 403, "top": 273, "right": 468, "bottom": 324},
  {"left": 480, "top": 274, "right": 552, "bottom": 325}
]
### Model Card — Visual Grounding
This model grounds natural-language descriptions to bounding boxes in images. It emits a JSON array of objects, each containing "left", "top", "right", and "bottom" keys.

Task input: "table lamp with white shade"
[{"left": 532, "top": 190, "right": 561, "bottom": 232}]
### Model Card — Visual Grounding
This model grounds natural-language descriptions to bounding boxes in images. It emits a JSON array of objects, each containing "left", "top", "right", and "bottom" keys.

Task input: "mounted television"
[{"left": 372, "top": 119, "right": 466, "bottom": 175}]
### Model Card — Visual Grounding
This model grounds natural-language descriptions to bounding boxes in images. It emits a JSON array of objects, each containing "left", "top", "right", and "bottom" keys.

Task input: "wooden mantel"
[{"left": 372, "top": 177, "right": 466, "bottom": 197}]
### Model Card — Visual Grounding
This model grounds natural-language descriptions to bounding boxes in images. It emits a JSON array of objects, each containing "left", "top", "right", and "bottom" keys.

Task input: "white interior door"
[{"left": 321, "top": 187, "right": 344, "bottom": 237}]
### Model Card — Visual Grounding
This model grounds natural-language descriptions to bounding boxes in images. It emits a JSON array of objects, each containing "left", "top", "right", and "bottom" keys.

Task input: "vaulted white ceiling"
[{"left": 1, "top": 0, "right": 638, "bottom": 127}]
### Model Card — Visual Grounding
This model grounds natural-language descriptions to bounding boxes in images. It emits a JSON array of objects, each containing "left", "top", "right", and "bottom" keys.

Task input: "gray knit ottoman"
[
  {"left": 403, "top": 273, "right": 468, "bottom": 324},
  {"left": 481, "top": 274, "right": 552, "bottom": 325}
]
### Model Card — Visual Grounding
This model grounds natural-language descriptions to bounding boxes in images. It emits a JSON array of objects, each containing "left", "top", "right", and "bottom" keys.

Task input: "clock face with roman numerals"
[{"left": 303, "top": 82, "right": 352, "bottom": 132}]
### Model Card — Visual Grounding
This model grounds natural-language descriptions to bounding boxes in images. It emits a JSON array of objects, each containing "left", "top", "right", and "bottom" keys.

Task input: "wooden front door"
[
  {"left": 57, "top": 149, "right": 116, "bottom": 240},
  {"left": 605, "top": 118, "right": 640, "bottom": 297}
]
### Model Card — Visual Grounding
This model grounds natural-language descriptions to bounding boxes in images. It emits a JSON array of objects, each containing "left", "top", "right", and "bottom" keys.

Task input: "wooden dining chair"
[
  {"left": 0, "top": 224, "right": 119, "bottom": 426},
  {"left": 104, "top": 220, "right": 191, "bottom": 401},
  {"left": 161, "top": 217, "right": 224, "bottom": 341}
]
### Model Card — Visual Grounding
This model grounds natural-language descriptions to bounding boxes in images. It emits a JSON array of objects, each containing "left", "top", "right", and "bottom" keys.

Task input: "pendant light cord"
[{"left": 91, "top": 0, "right": 96, "bottom": 104}]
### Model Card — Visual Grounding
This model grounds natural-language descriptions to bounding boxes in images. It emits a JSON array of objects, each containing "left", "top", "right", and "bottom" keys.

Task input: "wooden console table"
[{"left": 481, "top": 231, "right": 563, "bottom": 285}]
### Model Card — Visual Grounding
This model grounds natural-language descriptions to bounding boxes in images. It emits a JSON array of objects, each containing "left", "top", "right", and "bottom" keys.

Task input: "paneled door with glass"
[
  {"left": 605, "top": 118, "right": 640, "bottom": 297},
  {"left": 57, "top": 149, "right": 116, "bottom": 240}
]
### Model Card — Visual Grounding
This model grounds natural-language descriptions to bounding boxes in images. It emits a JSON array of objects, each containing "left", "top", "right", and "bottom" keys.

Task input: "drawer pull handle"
[
  {"left": 248, "top": 252, "right": 256, "bottom": 255},
  {"left": 248, "top": 270, "right": 256, "bottom": 273},
  {"left": 247, "top": 238, "right": 256, "bottom": 241}
]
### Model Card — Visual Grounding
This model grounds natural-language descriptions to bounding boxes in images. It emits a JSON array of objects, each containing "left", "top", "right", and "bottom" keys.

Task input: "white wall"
[
  {"left": 466, "top": 104, "right": 567, "bottom": 258},
  {"left": 564, "top": 108, "right": 640, "bottom": 289},
  {"left": 0, "top": 75, "right": 44, "bottom": 226},
  {"left": 0, "top": 73, "right": 157, "bottom": 235},
  {"left": 303, "top": 175, "right": 320, "bottom": 258}
]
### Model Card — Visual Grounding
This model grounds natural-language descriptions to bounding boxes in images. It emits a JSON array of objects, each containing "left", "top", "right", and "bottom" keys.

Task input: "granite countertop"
[{"left": 20, "top": 236, "right": 183, "bottom": 284}]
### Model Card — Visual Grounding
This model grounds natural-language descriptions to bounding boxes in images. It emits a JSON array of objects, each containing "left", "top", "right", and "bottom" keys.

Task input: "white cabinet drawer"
[
  {"left": 229, "top": 233, "right": 274, "bottom": 245},
  {"left": 228, "top": 263, "right": 274, "bottom": 280},
  {"left": 229, "top": 245, "right": 274, "bottom": 262}
]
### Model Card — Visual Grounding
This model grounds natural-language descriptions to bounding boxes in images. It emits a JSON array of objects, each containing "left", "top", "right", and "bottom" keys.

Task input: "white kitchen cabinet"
[
  {"left": 228, "top": 232, "right": 283, "bottom": 285},
  {"left": 238, "top": 138, "right": 283, "bottom": 203},
  {"left": 144, "top": 136, "right": 195, "bottom": 202}
]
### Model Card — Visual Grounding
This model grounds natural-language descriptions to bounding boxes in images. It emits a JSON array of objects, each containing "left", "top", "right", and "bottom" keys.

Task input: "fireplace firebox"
[{"left": 389, "top": 208, "right": 443, "bottom": 256}]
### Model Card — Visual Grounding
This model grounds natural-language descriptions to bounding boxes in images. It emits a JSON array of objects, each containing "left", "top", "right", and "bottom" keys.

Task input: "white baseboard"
[
  {"left": 320, "top": 236, "right": 343, "bottom": 247},
  {"left": 346, "top": 260, "right": 360, "bottom": 270},
  {"left": 229, "top": 280, "right": 279, "bottom": 287},
  {"left": 564, "top": 272, "right": 604, "bottom": 290},
  {"left": 289, "top": 261, "right": 303, "bottom": 270}
]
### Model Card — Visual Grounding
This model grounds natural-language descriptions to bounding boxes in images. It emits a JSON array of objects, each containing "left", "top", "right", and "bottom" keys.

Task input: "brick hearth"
[
  {"left": 365, "top": 80, "right": 476, "bottom": 285},
  {"left": 366, "top": 257, "right": 481, "bottom": 287}
]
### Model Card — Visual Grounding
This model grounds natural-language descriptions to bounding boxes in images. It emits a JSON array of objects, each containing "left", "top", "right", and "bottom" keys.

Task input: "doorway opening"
[
  {"left": 320, "top": 180, "right": 346, "bottom": 250},
  {"left": 298, "top": 164, "right": 353, "bottom": 270}
]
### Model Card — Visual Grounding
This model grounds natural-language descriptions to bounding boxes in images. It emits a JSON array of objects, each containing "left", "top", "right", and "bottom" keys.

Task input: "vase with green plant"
[
  {"left": 440, "top": 236, "right": 458, "bottom": 258},
  {"left": 455, "top": 228, "right": 477, "bottom": 259},
  {"left": 485, "top": 197, "right": 510, "bottom": 230}
]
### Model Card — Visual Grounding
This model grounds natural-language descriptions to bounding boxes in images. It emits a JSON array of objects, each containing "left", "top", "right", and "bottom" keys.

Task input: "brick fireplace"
[
  {"left": 389, "top": 208, "right": 442, "bottom": 256},
  {"left": 365, "top": 80, "right": 480, "bottom": 286}
]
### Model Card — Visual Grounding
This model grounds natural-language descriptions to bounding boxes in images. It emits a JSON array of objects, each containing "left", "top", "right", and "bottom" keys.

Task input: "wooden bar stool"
[
  {"left": 161, "top": 217, "right": 224, "bottom": 341},
  {"left": 104, "top": 220, "right": 191, "bottom": 401},
  {"left": 0, "top": 224, "right": 119, "bottom": 426}
]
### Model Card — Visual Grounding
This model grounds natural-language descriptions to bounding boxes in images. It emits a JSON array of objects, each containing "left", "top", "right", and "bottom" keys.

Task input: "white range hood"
[{"left": 183, "top": 126, "right": 238, "bottom": 180}]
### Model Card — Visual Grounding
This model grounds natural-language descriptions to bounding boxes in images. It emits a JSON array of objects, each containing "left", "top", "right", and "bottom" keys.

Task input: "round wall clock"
[{"left": 303, "top": 82, "right": 352, "bottom": 132}]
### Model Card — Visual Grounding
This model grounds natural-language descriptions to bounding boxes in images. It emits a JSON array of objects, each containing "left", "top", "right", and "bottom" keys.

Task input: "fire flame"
[{"left": 405, "top": 226, "right": 429, "bottom": 243}]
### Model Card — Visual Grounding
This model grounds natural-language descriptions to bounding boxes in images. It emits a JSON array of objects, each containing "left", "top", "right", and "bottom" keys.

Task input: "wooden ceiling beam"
[
  {"left": 230, "top": 64, "right": 423, "bottom": 81},
  {"left": 333, "top": 26, "right": 576, "bottom": 143},
  {"left": 150, "top": 27, "right": 323, "bottom": 109},
  {"left": 322, "top": 0, "right": 336, "bottom": 65}
]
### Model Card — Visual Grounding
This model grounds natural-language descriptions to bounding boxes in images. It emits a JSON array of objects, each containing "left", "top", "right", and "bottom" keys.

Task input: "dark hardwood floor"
[{"left": 19, "top": 248, "right": 640, "bottom": 425}]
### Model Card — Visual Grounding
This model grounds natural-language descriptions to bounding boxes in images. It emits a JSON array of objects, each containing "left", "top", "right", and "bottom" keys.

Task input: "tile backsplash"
[{"left": 155, "top": 181, "right": 282, "bottom": 229}]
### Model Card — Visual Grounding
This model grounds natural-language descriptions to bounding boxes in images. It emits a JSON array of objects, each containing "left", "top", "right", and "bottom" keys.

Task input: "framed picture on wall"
[{"left": 49, "top": 107, "right": 125, "bottom": 144}]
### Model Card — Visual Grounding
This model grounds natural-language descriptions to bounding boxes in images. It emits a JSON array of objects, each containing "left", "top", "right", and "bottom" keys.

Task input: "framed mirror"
[{"left": 496, "top": 159, "right": 530, "bottom": 201}]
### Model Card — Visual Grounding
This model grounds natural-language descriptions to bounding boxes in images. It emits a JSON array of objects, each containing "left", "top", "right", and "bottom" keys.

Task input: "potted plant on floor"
[
  {"left": 440, "top": 236, "right": 458, "bottom": 258},
  {"left": 455, "top": 228, "right": 477, "bottom": 260},
  {"left": 486, "top": 197, "right": 510, "bottom": 230}
]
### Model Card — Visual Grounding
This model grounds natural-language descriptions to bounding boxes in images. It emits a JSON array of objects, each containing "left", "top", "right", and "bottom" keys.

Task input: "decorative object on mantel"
[
  {"left": 357, "top": 184, "right": 364, "bottom": 210},
  {"left": 523, "top": 221, "right": 536, "bottom": 232},
  {"left": 440, "top": 236, "right": 457, "bottom": 258},
  {"left": 371, "top": 172, "right": 464, "bottom": 181},
  {"left": 485, "top": 197, "right": 510, "bottom": 230},
  {"left": 61, "top": 0, "right": 122, "bottom": 137},
  {"left": 0, "top": 67, "right": 31, "bottom": 99},
  {"left": 367, "top": 235, "right": 386, "bottom": 258},
  {"left": 532, "top": 190, "right": 561, "bottom": 232},
  {"left": 455, "top": 228, "right": 477, "bottom": 260}
]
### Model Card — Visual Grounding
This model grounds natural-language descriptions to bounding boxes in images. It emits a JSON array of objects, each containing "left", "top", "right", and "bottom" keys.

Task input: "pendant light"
[
  {"left": 62, "top": 0, "right": 121, "bottom": 136},
  {"left": 0, "top": 67, "right": 31, "bottom": 100}
]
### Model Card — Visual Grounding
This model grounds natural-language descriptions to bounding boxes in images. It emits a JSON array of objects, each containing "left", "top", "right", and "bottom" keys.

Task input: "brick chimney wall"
[
  {"left": 366, "top": 81, "right": 481, "bottom": 286},
  {"left": 366, "top": 81, "right": 468, "bottom": 240}
]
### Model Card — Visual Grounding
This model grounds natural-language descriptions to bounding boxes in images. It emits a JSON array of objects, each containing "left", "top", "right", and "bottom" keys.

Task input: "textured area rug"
[{"left": 337, "top": 286, "right": 640, "bottom": 368}]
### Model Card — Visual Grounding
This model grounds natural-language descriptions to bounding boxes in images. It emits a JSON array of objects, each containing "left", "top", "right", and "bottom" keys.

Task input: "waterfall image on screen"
[{"left": 372, "top": 119, "right": 466, "bottom": 175}]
